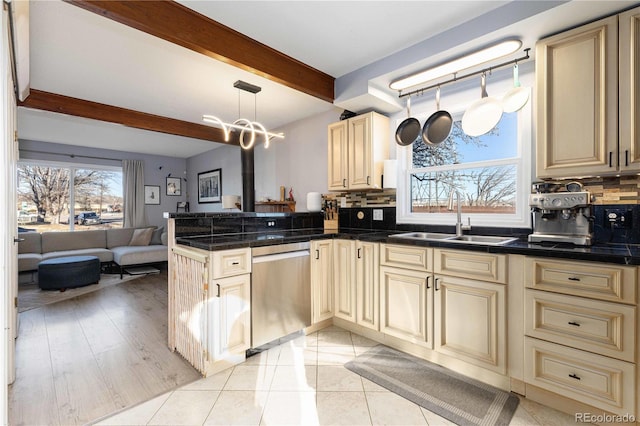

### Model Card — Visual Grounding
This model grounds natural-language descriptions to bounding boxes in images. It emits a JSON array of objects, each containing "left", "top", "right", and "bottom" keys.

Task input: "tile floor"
[{"left": 95, "top": 326, "right": 577, "bottom": 426}]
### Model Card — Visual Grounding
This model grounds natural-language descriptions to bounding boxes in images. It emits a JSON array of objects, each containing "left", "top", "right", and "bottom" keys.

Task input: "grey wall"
[
  {"left": 19, "top": 139, "right": 187, "bottom": 228},
  {"left": 187, "top": 106, "right": 343, "bottom": 213}
]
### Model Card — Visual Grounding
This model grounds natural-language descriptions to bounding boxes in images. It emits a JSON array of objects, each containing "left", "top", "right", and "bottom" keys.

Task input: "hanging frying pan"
[
  {"left": 502, "top": 64, "right": 530, "bottom": 113},
  {"left": 462, "top": 73, "right": 503, "bottom": 137},
  {"left": 395, "top": 97, "right": 421, "bottom": 146},
  {"left": 422, "top": 87, "right": 452, "bottom": 146}
]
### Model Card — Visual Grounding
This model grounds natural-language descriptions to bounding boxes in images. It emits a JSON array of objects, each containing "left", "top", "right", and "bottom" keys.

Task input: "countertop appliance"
[
  {"left": 251, "top": 241, "right": 311, "bottom": 348},
  {"left": 528, "top": 186, "right": 593, "bottom": 245}
]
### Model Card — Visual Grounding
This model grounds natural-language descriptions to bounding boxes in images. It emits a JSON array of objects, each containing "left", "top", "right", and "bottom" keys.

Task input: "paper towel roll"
[{"left": 307, "top": 192, "right": 322, "bottom": 212}]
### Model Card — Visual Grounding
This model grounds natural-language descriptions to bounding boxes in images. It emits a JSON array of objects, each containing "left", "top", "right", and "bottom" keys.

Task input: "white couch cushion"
[
  {"left": 42, "top": 248, "right": 113, "bottom": 263},
  {"left": 111, "top": 245, "right": 168, "bottom": 266}
]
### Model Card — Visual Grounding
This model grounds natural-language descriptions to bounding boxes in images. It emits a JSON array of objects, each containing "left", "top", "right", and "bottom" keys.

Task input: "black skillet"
[
  {"left": 422, "top": 87, "right": 452, "bottom": 146},
  {"left": 395, "top": 97, "right": 421, "bottom": 146}
]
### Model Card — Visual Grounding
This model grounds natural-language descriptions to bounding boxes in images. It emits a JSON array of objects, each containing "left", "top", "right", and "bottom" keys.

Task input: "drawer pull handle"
[
  {"left": 315, "top": 249, "right": 320, "bottom": 260},
  {"left": 425, "top": 276, "right": 431, "bottom": 289},
  {"left": 216, "top": 283, "right": 221, "bottom": 297},
  {"left": 434, "top": 278, "right": 440, "bottom": 291},
  {"left": 569, "top": 373, "right": 581, "bottom": 381},
  {"left": 567, "top": 277, "right": 580, "bottom": 281},
  {"left": 357, "top": 248, "right": 362, "bottom": 259},
  {"left": 568, "top": 321, "right": 580, "bottom": 327},
  {"left": 232, "top": 261, "right": 240, "bottom": 265}
]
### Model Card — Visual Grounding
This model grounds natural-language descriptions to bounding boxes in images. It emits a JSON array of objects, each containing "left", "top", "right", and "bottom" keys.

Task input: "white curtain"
[{"left": 122, "top": 159, "right": 147, "bottom": 228}]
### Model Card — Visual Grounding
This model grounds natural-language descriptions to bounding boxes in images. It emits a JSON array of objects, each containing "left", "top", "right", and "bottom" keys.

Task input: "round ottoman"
[{"left": 38, "top": 255, "right": 101, "bottom": 291}]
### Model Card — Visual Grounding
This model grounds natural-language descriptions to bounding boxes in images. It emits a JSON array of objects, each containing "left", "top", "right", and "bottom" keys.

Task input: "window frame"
[
  {"left": 396, "top": 84, "right": 532, "bottom": 229},
  {"left": 17, "top": 159, "right": 123, "bottom": 231}
]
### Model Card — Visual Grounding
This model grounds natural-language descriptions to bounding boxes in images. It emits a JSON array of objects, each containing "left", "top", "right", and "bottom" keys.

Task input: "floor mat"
[{"left": 345, "top": 345, "right": 519, "bottom": 426}]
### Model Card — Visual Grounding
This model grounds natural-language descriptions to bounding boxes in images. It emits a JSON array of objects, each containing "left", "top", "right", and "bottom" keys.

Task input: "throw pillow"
[
  {"left": 150, "top": 226, "right": 164, "bottom": 245},
  {"left": 129, "top": 228, "right": 154, "bottom": 246}
]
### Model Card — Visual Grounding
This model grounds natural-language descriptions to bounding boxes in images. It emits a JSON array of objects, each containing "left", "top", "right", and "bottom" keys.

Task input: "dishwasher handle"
[{"left": 252, "top": 250, "right": 310, "bottom": 264}]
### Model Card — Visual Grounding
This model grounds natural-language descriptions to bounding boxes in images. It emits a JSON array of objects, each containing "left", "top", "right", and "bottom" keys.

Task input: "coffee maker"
[{"left": 528, "top": 182, "right": 594, "bottom": 245}]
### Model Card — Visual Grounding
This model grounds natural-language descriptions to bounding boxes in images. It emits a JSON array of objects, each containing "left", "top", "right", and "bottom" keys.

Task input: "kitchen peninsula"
[{"left": 167, "top": 209, "right": 640, "bottom": 420}]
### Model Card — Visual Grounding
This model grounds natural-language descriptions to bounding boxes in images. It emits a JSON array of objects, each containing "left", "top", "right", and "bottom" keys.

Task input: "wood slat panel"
[
  {"left": 19, "top": 89, "right": 239, "bottom": 145},
  {"left": 65, "top": 0, "right": 335, "bottom": 102}
]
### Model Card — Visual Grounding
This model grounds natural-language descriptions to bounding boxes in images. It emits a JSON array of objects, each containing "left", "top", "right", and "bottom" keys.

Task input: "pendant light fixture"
[{"left": 203, "top": 80, "right": 284, "bottom": 150}]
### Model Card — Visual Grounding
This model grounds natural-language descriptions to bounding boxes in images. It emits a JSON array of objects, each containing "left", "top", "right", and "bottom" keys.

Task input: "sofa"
[{"left": 18, "top": 227, "right": 168, "bottom": 279}]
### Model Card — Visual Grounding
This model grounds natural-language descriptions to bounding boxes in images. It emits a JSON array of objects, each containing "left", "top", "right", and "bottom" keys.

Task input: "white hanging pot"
[
  {"left": 502, "top": 64, "right": 529, "bottom": 113},
  {"left": 462, "top": 74, "right": 503, "bottom": 137}
]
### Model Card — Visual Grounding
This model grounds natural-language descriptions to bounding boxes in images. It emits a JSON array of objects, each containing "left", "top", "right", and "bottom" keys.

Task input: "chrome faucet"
[{"left": 447, "top": 190, "right": 472, "bottom": 237}]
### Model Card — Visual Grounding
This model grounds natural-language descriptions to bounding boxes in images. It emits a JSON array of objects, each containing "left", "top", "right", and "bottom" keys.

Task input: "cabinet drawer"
[
  {"left": 524, "top": 337, "right": 635, "bottom": 416},
  {"left": 525, "top": 289, "right": 636, "bottom": 362},
  {"left": 434, "top": 249, "right": 506, "bottom": 284},
  {"left": 524, "top": 258, "right": 636, "bottom": 304},
  {"left": 211, "top": 248, "right": 251, "bottom": 278},
  {"left": 380, "top": 244, "right": 431, "bottom": 272}
]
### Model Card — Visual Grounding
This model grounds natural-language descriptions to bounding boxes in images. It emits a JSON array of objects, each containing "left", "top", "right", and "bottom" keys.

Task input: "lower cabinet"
[
  {"left": 311, "top": 240, "right": 333, "bottom": 324},
  {"left": 169, "top": 245, "right": 251, "bottom": 376},
  {"left": 333, "top": 239, "right": 356, "bottom": 322},
  {"left": 380, "top": 266, "right": 432, "bottom": 347},
  {"left": 212, "top": 273, "right": 251, "bottom": 359},
  {"left": 434, "top": 274, "right": 506, "bottom": 374},
  {"left": 356, "top": 241, "right": 379, "bottom": 330}
]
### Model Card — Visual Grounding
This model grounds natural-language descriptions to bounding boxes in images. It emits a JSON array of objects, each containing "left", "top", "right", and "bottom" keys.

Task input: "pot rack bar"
[{"left": 398, "top": 48, "right": 531, "bottom": 99}]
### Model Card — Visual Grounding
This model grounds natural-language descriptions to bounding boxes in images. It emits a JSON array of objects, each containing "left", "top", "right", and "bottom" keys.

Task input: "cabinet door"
[
  {"left": 356, "top": 241, "right": 379, "bottom": 331},
  {"left": 619, "top": 6, "right": 640, "bottom": 171},
  {"left": 328, "top": 120, "right": 348, "bottom": 190},
  {"left": 348, "top": 114, "right": 373, "bottom": 189},
  {"left": 334, "top": 239, "right": 356, "bottom": 322},
  {"left": 311, "top": 240, "right": 333, "bottom": 323},
  {"left": 434, "top": 275, "right": 506, "bottom": 374},
  {"left": 380, "top": 266, "right": 432, "bottom": 347},
  {"left": 213, "top": 274, "right": 251, "bottom": 359},
  {"left": 535, "top": 15, "right": 618, "bottom": 178}
]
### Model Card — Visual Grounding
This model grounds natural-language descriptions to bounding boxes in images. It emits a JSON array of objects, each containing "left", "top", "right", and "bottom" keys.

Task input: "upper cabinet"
[
  {"left": 536, "top": 7, "right": 640, "bottom": 178},
  {"left": 328, "top": 112, "right": 390, "bottom": 190}
]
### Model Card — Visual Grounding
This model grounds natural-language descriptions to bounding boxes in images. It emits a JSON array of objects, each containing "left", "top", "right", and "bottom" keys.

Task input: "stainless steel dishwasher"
[{"left": 251, "top": 241, "right": 311, "bottom": 348}]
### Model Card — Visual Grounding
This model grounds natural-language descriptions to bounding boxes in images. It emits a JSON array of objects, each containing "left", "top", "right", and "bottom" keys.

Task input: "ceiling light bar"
[
  {"left": 233, "top": 80, "right": 262, "bottom": 94},
  {"left": 390, "top": 39, "right": 522, "bottom": 91}
]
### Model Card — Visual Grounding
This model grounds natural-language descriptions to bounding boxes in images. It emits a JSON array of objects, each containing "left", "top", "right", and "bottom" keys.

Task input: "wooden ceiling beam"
[
  {"left": 64, "top": 0, "right": 335, "bottom": 103},
  {"left": 18, "top": 89, "right": 239, "bottom": 146}
]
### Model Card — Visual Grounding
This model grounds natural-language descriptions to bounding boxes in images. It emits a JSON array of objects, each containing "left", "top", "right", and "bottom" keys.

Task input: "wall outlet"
[
  {"left": 340, "top": 197, "right": 347, "bottom": 208},
  {"left": 373, "top": 209, "right": 383, "bottom": 221},
  {"left": 266, "top": 220, "right": 276, "bottom": 227}
]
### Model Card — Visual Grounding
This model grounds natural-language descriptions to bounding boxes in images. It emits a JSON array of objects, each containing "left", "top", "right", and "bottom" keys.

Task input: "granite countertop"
[{"left": 175, "top": 228, "right": 640, "bottom": 265}]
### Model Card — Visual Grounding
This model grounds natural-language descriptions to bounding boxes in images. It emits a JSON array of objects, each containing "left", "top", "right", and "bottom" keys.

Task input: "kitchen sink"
[
  {"left": 390, "top": 232, "right": 518, "bottom": 246},
  {"left": 447, "top": 235, "right": 519, "bottom": 245},
  {"left": 390, "top": 232, "right": 455, "bottom": 240}
]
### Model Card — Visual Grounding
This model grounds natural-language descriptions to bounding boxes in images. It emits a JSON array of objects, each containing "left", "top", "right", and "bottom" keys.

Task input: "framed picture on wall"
[
  {"left": 166, "top": 177, "right": 182, "bottom": 196},
  {"left": 144, "top": 185, "right": 161, "bottom": 205},
  {"left": 198, "top": 169, "right": 222, "bottom": 203}
]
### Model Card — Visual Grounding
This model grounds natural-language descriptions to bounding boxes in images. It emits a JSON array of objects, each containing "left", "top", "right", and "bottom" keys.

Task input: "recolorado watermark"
[{"left": 575, "top": 412, "right": 636, "bottom": 423}]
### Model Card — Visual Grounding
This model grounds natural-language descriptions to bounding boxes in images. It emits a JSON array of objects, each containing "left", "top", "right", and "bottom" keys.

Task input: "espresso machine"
[{"left": 528, "top": 182, "right": 594, "bottom": 245}]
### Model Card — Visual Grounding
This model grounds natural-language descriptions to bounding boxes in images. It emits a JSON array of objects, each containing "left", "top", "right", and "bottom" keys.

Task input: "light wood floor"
[{"left": 8, "top": 269, "right": 201, "bottom": 426}]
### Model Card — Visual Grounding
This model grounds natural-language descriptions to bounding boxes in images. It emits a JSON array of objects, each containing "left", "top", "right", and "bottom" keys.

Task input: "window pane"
[
  {"left": 74, "top": 168, "right": 123, "bottom": 230},
  {"left": 411, "top": 165, "right": 517, "bottom": 214},
  {"left": 412, "top": 114, "right": 518, "bottom": 168},
  {"left": 17, "top": 165, "right": 71, "bottom": 231}
]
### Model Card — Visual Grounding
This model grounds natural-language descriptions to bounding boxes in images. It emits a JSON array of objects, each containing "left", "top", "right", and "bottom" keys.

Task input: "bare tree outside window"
[
  {"left": 17, "top": 164, "right": 123, "bottom": 231},
  {"left": 410, "top": 116, "right": 518, "bottom": 214}
]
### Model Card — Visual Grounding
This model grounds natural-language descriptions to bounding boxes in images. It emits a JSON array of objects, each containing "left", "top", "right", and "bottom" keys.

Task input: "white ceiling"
[{"left": 17, "top": 0, "right": 639, "bottom": 158}]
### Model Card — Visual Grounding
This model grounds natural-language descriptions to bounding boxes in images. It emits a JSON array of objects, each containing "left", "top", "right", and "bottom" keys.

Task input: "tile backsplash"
[{"left": 554, "top": 176, "right": 640, "bottom": 204}]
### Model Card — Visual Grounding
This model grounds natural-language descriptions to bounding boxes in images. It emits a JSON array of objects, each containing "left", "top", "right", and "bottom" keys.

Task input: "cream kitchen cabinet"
[
  {"left": 380, "top": 244, "right": 433, "bottom": 347},
  {"left": 169, "top": 245, "right": 251, "bottom": 376},
  {"left": 333, "top": 239, "right": 356, "bottom": 322},
  {"left": 311, "top": 239, "right": 333, "bottom": 324},
  {"left": 433, "top": 249, "right": 507, "bottom": 374},
  {"left": 523, "top": 257, "right": 637, "bottom": 416},
  {"left": 327, "top": 112, "right": 389, "bottom": 190},
  {"left": 356, "top": 241, "right": 380, "bottom": 331},
  {"left": 536, "top": 6, "right": 640, "bottom": 178}
]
